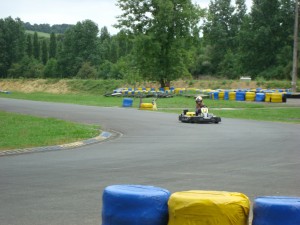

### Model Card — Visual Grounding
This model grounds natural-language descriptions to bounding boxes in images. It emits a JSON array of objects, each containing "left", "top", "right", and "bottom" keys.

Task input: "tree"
[
  {"left": 49, "top": 32, "right": 57, "bottom": 59},
  {"left": 116, "top": 0, "right": 204, "bottom": 87},
  {"left": 99, "top": 27, "right": 111, "bottom": 63},
  {"left": 58, "top": 20, "right": 100, "bottom": 77},
  {"left": 203, "top": 0, "right": 246, "bottom": 74},
  {"left": 238, "top": 0, "right": 283, "bottom": 77},
  {"left": 41, "top": 40, "right": 48, "bottom": 65},
  {"left": 76, "top": 62, "right": 97, "bottom": 79},
  {"left": 44, "top": 58, "right": 59, "bottom": 78},
  {"left": 26, "top": 35, "right": 32, "bottom": 57},
  {"left": 33, "top": 32, "right": 40, "bottom": 60},
  {"left": 0, "top": 17, "right": 25, "bottom": 77}
]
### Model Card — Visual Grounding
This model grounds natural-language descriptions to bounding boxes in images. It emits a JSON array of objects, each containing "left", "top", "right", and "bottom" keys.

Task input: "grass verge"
[{"left": 0, "top": 111, "right": 99, "bottom": 151}]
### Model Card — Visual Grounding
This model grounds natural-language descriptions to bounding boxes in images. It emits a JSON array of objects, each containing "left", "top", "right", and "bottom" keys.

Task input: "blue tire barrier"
[
  {"left": 102, "top": 184, "right": 170, "bottom": 225},
  {"left": 236, "top": 92, "right": 246, "bottom": 101},
  {"left": 224, "top": 91, "right": 229, "bottom": 100},
  {"left": 255, "top": 93, "right": 265, "bottom": 102},
  {"left": 253, "top": 196, "right": 300, "bottom": 225},
  {"left": 213, "top": 91, "right": 219, "bottom": 100},
  {"left": 122, "top": 98, "right": 133, "bottom": 107}
]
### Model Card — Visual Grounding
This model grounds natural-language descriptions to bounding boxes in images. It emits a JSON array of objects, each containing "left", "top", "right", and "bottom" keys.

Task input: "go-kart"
[{"left": 179, "top": 107, "right": 221, "bottom": 124}]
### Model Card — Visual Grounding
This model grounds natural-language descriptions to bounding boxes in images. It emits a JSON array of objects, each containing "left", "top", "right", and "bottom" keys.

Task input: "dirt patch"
[
  {"left": 0, "top": 79, "right": 72, "bottom": 94},
  {"left": 171, "top": 80, "right": 258, "bottom": 90}
]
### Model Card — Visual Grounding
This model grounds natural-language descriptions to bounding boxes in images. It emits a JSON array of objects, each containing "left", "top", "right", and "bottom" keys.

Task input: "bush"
[{"left": 76, "top": 62, "right": 97, "bottom": 79}]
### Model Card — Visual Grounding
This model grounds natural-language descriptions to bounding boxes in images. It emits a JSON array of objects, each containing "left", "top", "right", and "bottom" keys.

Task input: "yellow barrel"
[
  {"left": 140, "top": 103, "right": 153, "bottom": 110},
  {"left": 271, "top": 93, "right": 283, "bottom": 103},
  {"left": 245, "top": 92, "right": 255, "bottom": 101},
  {"left": 218, "top": 92, "right": 225, "bottom": 100},
  {"left": 229, "top": 92, "right": 236, "bottom": 101},
  {"left": 168, "top": 190, "right": 250, "bottom": 225},
  {"left": 265, "top": 93, "right": 272, "bottom": 102}
]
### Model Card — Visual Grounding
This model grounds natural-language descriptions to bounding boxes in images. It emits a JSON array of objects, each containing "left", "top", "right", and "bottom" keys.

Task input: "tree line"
[
  {"left": 0, "top": 0, "right": 298, "bottom": 87},
  {"left": 23, "top": 22, "right": 73, "bottom": 34}
]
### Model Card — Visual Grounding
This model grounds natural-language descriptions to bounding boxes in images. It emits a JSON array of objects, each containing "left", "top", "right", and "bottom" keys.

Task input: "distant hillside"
[
  {"left": 25, "top": 30, "right": 50, "bottom": 39},
  {"left": 23, "top": 22, "right": 73, "bottom": 34}
]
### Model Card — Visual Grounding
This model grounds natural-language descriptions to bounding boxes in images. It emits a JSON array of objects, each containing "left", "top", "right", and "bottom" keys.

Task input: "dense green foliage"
[{"left": 0, "top": 0, "right": 299, "bottom": 87}]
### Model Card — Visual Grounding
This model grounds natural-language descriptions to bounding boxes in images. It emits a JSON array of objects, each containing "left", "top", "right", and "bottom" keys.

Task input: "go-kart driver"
[{"left": 195, "top": 96, "right": 205, "bottom": 116}]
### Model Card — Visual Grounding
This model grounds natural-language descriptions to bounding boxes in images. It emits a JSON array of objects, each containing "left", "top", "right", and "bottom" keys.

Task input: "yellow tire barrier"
[
  {"left": 140, "top": 103, "right": 154, "bottom": 110},
  {"left": 218, "top": 92, "right": 225, "bottom": 100},
  {"left": 265, "top": 93, "right": 272, "bottom": 102},
  {"left": 229, "top": 92, "right": 236, "bottom": 101},
  {"left": 271, "top": 93, "right": 283, "bottom": 103},
  {"left": 245, "top": 92, "right": 255, "bottom": 101},
  {"left": 168, "top": 190, "right": 250, "bottom": 225}
]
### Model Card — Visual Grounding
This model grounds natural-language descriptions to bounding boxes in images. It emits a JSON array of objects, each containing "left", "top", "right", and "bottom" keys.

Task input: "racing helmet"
[{"left": 195, "top": 96, "right": 202, "bottom": 103}]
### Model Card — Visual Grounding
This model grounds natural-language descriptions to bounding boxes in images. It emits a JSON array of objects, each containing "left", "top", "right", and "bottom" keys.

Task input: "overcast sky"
[{"left": 0, "top": 0, "right": 252, "bottom": 34}]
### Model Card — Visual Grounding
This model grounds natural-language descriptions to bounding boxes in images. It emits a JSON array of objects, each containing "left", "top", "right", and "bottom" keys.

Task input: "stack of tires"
[
  {"left": 236, "top": 91, "right": 246, "bottom": 101},
  {"left": 245, "top": 92, "right": 256, "bottom": 101},
  {"left": 218, "top": 92, "right": 225, "bottom": 100},
  {"left": 255, "top": 93, "right": 265, "bottom": 102},
  {"left": 229, "top": 92, "right": 236, "bottom": 100},
  {"left": 122, "top": 98, "right": 133, "bottom": 107},
  {"left": 271, "top": 93, "right": 283, "bottom": 103},
  {"left": 140, "top": 103, "right": 153, "bottom": 110},
  {"left": 253, "top": 196, "right": 300, "bottom": 225},
  {"left": 102, "top": 185, "right": 170, "bottom": 225}
]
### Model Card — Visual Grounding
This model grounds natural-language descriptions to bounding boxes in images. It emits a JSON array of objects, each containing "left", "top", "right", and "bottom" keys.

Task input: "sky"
[{"left": 0, "top": 0, "right": 252, "bottom": 34}]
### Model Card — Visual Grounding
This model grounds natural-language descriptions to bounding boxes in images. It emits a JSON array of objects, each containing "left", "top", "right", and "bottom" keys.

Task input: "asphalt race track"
[{"left": 0, "top": 98, "right": 300, "bottom": 225}]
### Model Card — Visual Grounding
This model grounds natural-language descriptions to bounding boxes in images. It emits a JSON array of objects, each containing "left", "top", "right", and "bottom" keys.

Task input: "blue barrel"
[
  {"left": 224, "top": 91, "right": 229, "bottom": 100},
  {"left": 102, "top": 185, "right": 170, "bottom": 225},
  {"left": 253, "top": 196, "right": 300, "bottom": 225},
  {"left": 236, "top": 91, "right": 245, "bottom": 101},
  {"left": 255, "top": 93, "right": 265, "bottom": 102},
  {"left": 122, "top": 98, "right": 133, "bottom": 107},
  {"left": 213, "top": 91, "right": 219, "bottom": 100}
]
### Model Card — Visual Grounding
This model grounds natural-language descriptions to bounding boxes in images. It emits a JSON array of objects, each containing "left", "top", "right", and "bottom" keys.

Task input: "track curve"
[{"left": 0, "top": 98, "right": 300, "bottom": 225}]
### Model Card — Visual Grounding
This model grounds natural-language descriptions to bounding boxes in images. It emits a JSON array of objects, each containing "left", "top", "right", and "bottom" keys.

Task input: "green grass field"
[
  {"left": 0, "top": 111, "right": 99, "bottom": 150},
  {"left": 25, "top": 30, "right": 50, "bottom": 38}
]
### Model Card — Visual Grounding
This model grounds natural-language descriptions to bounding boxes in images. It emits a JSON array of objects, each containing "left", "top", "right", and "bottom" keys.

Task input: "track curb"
[{"left": 0, "top": 131, "right": 116, "bottom": 157}]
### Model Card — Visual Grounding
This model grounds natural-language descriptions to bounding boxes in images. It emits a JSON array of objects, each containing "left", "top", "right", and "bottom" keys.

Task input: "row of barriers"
[
  {"left": 102, "top": 184, "right": 300, "bottom": 225},
  {"left": 109, "top": 87, "right": 298, "bottom": 100},
  {"left": 210, "top": 91, "right": 287, "bottom": 103}
]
